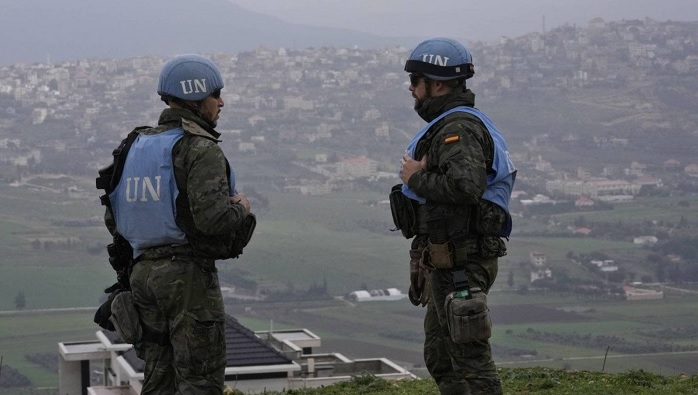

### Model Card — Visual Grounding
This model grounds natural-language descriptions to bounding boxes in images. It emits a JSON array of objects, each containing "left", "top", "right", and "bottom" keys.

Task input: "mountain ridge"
[{"left": 0, "top": 0, "right": 416, "bottom": 65}]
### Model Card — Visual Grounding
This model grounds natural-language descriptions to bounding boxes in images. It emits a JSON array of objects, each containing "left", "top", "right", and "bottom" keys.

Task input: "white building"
[
  {"left": 336, "top": 156, "right": 377, "bottom": 178},
  {"left": 530, "top": 251, "right": 547, "bottom": 267},
  {"left": 634, "top": 236, "right": 658, "bottom": 246},
  {"left": 345, "top": 288, "right": 407, "bottom": 302},
  {"left": 59, "top": 315, "right": 415, "bottom": 395}
]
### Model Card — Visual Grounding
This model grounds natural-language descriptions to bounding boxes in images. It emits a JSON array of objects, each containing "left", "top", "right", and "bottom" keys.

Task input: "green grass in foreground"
[{"left": 223, "top": 368, "right": 697, "bottom": 395}]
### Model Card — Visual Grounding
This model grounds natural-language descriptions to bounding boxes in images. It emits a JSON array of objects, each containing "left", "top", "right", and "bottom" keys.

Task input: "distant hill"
[{"left": 0, "top": 0, "right": 414, "bottom": 65}]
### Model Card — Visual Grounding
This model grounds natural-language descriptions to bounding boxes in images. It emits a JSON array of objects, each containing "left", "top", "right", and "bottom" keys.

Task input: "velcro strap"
[{"left": 451, "top": 268, "right": 469, "bottom": 291}]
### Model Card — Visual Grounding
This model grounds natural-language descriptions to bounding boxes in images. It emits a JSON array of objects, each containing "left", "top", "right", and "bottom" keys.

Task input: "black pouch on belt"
[
  {"left": 230, "top": 213, "right": 257, "bottom": 258},
  {"left": 389, "top": 184, "right": 416, "bottom": 239}
]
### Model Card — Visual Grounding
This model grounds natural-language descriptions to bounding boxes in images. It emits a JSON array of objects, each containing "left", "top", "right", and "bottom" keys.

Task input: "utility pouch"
[
  {"left": 479, "top": 235, "right": 507, "bottom": 258},
  {"left": 445, "top": 289, "right": 492, "bottom": 344},
  {"left": 389, "top": 184, "right": 416, "bottom": 239},
  {"left": 427, "top": 242, "right": 453, "bottom": 269},
  {"left": 475, "top": 200, "right": 507, "bottom": 237},
  {"left": 230, "top": 213, "right": 257, "bottom": 258},
  {"left": 426, "top": 215, "right": 452, "bottom": 268},
  {"left": 109, "top": 291, "right": 143, "bottom": 344}
]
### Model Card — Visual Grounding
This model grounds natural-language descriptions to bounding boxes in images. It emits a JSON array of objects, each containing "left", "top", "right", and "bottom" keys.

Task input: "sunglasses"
[
  {"left": 409, "top": 73, "right": 425, "bottom": 86},
  {"left": 210, "top": 89, "right": 221, "bottom": 99}
]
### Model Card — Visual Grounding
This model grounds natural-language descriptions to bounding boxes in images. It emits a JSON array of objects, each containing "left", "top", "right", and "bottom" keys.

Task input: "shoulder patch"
[
  {"left": 181, "top": 118, "right": 220, "bottom": 142},
  {"left": 444, "top": 134, "right": 460, "bottom": 144}
]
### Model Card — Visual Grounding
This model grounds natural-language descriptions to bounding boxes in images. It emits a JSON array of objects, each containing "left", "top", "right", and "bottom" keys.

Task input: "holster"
[{"left": 389, "top": 184, "right": 416, "bottom": 239}]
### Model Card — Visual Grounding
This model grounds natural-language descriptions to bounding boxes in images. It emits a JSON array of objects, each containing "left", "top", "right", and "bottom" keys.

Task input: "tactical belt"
[{"left": 136, "top": 244, "right": 199, "bottom": 261}]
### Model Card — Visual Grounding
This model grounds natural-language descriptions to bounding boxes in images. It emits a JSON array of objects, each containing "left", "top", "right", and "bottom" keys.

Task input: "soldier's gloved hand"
[{"left": 408, "top": 248, "right": 430, "bottom": 307}]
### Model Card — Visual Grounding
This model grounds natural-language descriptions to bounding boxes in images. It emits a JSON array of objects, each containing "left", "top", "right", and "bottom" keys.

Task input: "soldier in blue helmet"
[
  {"left": 391, "top": 38, "right": 516, "bottom": 394},
  {"left": 96, "top": 54, "right": 255, "bottom": 394}
]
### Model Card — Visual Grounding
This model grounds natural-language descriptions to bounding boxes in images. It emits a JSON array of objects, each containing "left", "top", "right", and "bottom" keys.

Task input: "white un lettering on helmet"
[
  {"left": 179, "top": 79, "right": 208, "bottom": 95},
  {"left": 421, "top": 54, "right": 450, "bottom": 66}
]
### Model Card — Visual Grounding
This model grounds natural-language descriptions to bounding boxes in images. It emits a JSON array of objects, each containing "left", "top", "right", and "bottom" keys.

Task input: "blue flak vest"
[
  {"left": 402, "top": 106, "right": 517, "bottom": 237},
  {"left": 109, "top": 128, "right": 186, "bottom": 258},
  {"left": 109, "top": 128, "right": 238, "bottom": 258}
]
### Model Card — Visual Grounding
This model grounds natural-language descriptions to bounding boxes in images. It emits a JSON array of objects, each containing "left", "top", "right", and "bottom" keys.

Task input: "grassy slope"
[
  {"left": 223, "top": 368, "right": 698, "bottom": 395},
  {"left": 2, "top": 175, "right": 698, "bottom": 389}
]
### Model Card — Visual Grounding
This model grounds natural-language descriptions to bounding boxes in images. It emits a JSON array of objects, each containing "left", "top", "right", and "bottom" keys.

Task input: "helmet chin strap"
[
  {"left": 193, "top": 101, "right": 208, "bottom": 125},
  {"left": 178, "top": 100, "right": 216, "bottom": 128}
]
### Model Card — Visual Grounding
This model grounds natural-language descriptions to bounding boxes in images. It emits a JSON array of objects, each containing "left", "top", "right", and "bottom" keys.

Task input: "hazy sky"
[{"left": 229, "top": 0, "right": 698, "bottom": 42}]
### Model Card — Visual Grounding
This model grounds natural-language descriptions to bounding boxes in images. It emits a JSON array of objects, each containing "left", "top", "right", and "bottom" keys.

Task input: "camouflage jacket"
[
  {"left": 408, "top": 87, "right": 507, "bottom": 255},
  {"left": 105, "top": 108, "right": 248, "bottom": 259}
]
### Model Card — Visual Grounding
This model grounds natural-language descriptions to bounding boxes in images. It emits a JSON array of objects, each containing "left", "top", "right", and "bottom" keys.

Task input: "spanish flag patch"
[{"left": 444, "top": 134, "right": 460, "bottom": 144}]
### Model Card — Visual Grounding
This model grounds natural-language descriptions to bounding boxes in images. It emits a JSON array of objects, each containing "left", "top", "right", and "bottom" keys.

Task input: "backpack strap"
[{"left": 96, "top": 126, "right": 150, "bottom": 207}]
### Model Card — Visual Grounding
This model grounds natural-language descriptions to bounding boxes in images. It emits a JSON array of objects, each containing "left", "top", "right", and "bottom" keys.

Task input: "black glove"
[{"left": 93, "top": 282, "right": 124, "bottom": 331}]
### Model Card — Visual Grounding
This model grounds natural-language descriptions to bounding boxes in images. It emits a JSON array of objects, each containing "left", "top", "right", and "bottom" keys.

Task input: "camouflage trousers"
[
  {"left": 423, "top": 255, "right": 502, "bottom": 395},
  {"left": 130, "top": 256, "right": 226, "bottom": 395}
]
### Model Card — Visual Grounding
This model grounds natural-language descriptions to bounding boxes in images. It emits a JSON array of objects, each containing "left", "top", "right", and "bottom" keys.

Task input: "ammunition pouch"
[
  {"left": 230, "top": 213, "right": 257, "bottom": 259},
  {"left": 425, "top": 215, "right": 454, "bottom": 269},
  {"left": 445, "top": 288, "right": 492, "bottom": 344},
  {"left": 389, "top": 184, "right": 416, "bottom": 239},
  {"left": 427, "top": 242, "right": 453, "bottom": 269},
  {"left": 475, "top": 200, "right": 507, "bottom": 237},
  {"left": 479, "top": 235, "right": 507, "bottom": 258}
]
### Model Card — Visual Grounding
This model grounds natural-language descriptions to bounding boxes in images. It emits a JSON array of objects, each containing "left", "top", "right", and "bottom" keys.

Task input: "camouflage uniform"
[
  {"left": 105, "top": 108, "right": 248, "bottom": 394},
  {"left": 408, "top": 86, "right": 505, "bottom": 395}
]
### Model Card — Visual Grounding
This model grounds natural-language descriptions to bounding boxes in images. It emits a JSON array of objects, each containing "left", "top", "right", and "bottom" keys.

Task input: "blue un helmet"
[
  {"left": 157, "top": 54, "right": 224, "bottom": 102},
  {"left": 404, "top": 37, "right": 474, "bottom": 80}
]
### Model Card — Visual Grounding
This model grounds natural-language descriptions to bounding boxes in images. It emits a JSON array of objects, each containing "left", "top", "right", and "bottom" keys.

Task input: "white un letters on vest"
[
  {"left": 422, "top": 54, "right": 449, "bottom": 66},
  {"left": 179, "top": 79, "right": 207, "bottom": 95},
  {"left": 125, "top": 176, "right": 161, "bottom": 202}
]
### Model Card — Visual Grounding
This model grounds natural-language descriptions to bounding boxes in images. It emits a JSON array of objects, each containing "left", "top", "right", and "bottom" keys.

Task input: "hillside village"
[{"left": 1, "top": 18, "right": 698, "bottom": 295}]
